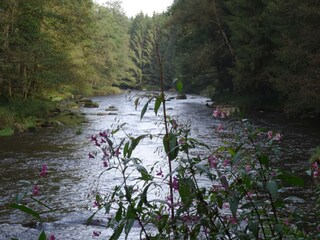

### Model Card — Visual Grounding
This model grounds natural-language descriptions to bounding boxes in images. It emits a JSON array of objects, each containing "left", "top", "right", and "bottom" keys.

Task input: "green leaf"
[
  {"left": 248, "top": 221, "right": 259, "bottom": 238},
  {"left": 229, "top": 197, "right": 239, "bottom": 218},
  {"left": 228, "top": 147, "right": 236, "bottom": 156},
  {"left": 306, "top": 170, "right": 312, "bottom": 176},
  {"left": 10, "top": 203, "right": 41, "bottom": 221},
  {"left": 140, "top": 99, "right": 152, "bottom": 120},
  {"left": 284, "top": 196, "right": 305, "bottom": 203},
  {"left": 163, "top": 133, "right": 178, "bottom": 161},
  {"left": 274, "top": 224, "right": 284, "bottom": 234},
  {"left": 125, "top": 219, "right": 135, "bottom": 237},
  {"left": 123, "top": 142, "right": 129, "bottom": 157},
  {"left": 176, "top": 80, "right": 183, "bottom": 94},
  {"left": 154, "top": 94, "right": 163, "bottom": 115},
  {"left": 86, "top": 210, "right": 99, "bottom": 225},
  {"left": 110, "top": 223, "right": 124, "bottom": 240},
  {"left": 38, "top": 230, "right": 46, "bottom": 240},
  {"left": 277, "top": 174, "right": 304, "bottom": 186},
  {"left": 179, "top": 178, "right": 194, "bottom": 206},
  {"left": 134, "top": 97, "right": 140, "bottom": 110},
  {"left": 266, "top": 180, "right": 278, "bottom": 198},
  {"left": 259, "top": 155, "right": 269, "bottom": 168},
  {"left": 115, "top": 204, "right": 123, "bottom": 222},
  {"left": 134, "top": 164, "right": 152, "bottom": 181}
]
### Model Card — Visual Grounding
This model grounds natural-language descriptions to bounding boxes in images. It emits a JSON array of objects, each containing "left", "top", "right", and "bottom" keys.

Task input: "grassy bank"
[
  {"left": 0, "top": 98, "right": 53, "bottom": 136},
  {"left": 0, "top": 97, "right": 87, "bottom": 136}
]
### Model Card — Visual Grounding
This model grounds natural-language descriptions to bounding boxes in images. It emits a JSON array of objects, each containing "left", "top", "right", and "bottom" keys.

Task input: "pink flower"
[
  {"left": 156, "top": 168, "right": 164, "bottom": 178},
  {"left": 114, "top": 148, "right": 121, "bottom": 157},
  {"left": 213, "top": 108, "right": 229, "bottom": 118},
  {"left": 171, "top": 120, "right": 178, "bottom": 130},
  {"left": 99, "top": 130, "right": 109, "bottom": 138},
  {"left": 267, "top": 131, "right": 273, "bottom": 139},
  {"left": 172, "top": 176, "right": 179, "bottom": 191},
  {"left": 40, "top": 165, "right": 48, "bottom": 177},
  {"left": 213, "top": 109, "right": 221, "bottom": 117},
  {"left": 246, "top": 191, "right": 253, "bottom": 199},
  {"left": 313, "top": 170, "right": 319, "bottom": 179},
  {"left": 223, "top": 159, "right": 230, "bottom": 167},
  {"left": 312, "top": 162, "right": 318, "bottom": 170},
  {"left": 48, "top": 235, "right": 56, "bottom": 240},
  {"left": 223, "top": 202, "right": 230, "bottom": 209},
  {"left": 93, "top": 200, "right": 101, "bottom": 208},
  {"left": 284, "top": 219, "right": 290, "bottom": 226},
  {"left": 208, "top": 155, "right": 218, "bottom": 168},
  {"left": 274, "top": 133, "right": 281, "bottom": 141},
  {"left": 32, "top": 185, "right": 40, "bottom": 195},
  {"left": 91, "top": 135, "right": 97, "bottom": 142},
  {"left": 228, "top": 216, "right": 237, "bottom": 224},
  {"left": 216, "top": 123, "right": 223, "bottom": 132},
  {"left": 92, "top": 231, "right": 101, "bottom": 237}
]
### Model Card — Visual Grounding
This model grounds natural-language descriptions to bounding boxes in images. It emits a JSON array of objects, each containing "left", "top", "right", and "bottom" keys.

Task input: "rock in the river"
[
  {"left": 97, "top": 112, "right": 108, "bottom": 116},
  {"left": 83, "top": 101, "right": 99, "bottom": 108},
  {"left": 176, "top": 94, "right": 187, "bottom": 100},
  {"left": 105, "top": 105, "right": 118, "bottom": 111}
]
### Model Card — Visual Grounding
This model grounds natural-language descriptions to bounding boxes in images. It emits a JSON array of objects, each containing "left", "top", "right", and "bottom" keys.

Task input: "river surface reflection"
[{"left": 0, "top": 91, "right": 319, "bottom": 239}]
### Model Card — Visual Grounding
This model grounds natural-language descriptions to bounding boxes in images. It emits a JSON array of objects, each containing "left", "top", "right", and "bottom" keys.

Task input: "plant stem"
[{"left": 155, "top": 42, "right": 176, "bottom": 231}]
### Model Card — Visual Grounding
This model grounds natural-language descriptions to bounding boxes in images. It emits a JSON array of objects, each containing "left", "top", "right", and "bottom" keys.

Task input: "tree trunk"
[{"left": 211, "top": 0, "right": 235, "bottom": 60}]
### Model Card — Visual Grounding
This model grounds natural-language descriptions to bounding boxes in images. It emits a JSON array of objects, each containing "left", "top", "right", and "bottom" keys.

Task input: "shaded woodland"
[{"left": 1, "top": 0, "right": 319, "bottom": 116}]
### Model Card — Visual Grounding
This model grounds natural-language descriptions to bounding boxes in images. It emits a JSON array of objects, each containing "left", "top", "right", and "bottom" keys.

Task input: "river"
[{"left": 0, "top": 91, "right": 319, "bottom": 239}]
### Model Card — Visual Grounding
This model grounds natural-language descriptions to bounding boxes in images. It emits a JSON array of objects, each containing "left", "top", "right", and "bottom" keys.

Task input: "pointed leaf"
[
  {"left": 248, "top": 221, "right": 259, "bottom": 238},
  {"left": 38, "top": 230, "right": 46, "bottom": 240},
  {"left": 229, "top": 197, "right": 239, "bottom": 218},
  {"left": 10, "top": 203, "right": 41, "bottom": 221},
  {"left": 266, "top": 180, "right": 278, "bottom": 198},
  {"left": 277, "top": 174, "right": 304, "bottom": 186},
  {"left": 154, "top": 94, "right": 163, "bottom": 115},
  {"left": 176, "top": 80, "right": 183, "bottom": 94}
]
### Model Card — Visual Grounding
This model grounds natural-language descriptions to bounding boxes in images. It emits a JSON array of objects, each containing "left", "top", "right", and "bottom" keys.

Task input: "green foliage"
[
  {"left": 0, "top": 126, "right": 14, "bottom": 136},
  {"left": 84, "top": 93, "right": 316, "bottom": 239},
  {"left": 169, "top": 0, "right": 233, "bottom": 94}
]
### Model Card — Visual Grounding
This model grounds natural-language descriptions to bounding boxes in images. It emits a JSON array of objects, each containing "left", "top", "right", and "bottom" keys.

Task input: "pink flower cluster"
[
  {"left": 171, "top": 176, "right": 179, "bottom": 191},
  {"left": 40, "top": 164, "right": 48, "bottom": 177},
  {"left": 156, "top": 168, "right": 164, "bottom": 178},
  {"left": 89, "top": 130, "right": 118, "bottom": 168},
  {"left": 32, "top": 185, "right": 40, "bottom": 195},
  {"left": 267, "top": 131, "right": 281, "bottom": 141},
  {"left": 213, "top": 109, "right": 229, "bottom": 118},
  {"left": 208, "top": 155, "right": 218, "bottom": 168},
  {"left": 48, "top": 235, "right": 56, "bottom": 240},
  {"left": 312, "top": 161, "right": 319, "bottom": 179},
  {"left": 93, "top": 231, "right": 101, "bottom": 237}
]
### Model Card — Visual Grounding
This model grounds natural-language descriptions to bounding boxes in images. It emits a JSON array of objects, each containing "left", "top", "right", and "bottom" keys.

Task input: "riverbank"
[
  {"left": 0, "top": 86, "right": 125, "bottom": 136},
  {"left": 212, "top": 92, "right": 320, "bottom": 120},
  {"left": 0, "top": 97, "right": 86, "bottom": 136}
]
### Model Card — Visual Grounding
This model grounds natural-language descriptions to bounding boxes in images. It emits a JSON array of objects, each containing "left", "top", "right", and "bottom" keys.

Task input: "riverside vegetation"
[
  {"left": 9, "top": 70, "right": 320, "bottom": 239},
  {"left": 1, "top": 0, "right": 320, "bottom": 126}
]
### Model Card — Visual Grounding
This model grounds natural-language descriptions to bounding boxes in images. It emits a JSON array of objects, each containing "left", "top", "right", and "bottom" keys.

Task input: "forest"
[{"left": 0, "top": 0, "right": 319, "bottom": 133}]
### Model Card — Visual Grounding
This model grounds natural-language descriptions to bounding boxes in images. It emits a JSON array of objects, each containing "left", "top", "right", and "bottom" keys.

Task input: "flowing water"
[{"left": 0, "top": 91, "right": 319, "bottom": 239}]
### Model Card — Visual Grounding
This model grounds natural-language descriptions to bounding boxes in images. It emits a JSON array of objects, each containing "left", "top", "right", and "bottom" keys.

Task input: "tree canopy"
[{"left": 0, "top": 0, "right": 319, "bottom": 115}]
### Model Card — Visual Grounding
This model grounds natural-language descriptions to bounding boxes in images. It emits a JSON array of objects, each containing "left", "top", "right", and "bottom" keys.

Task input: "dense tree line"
[
  {"left": 166, "top": 0, "right": 320, "bottom": 114},
  {"left": 0, "top": 0, "right": 132, "bottom": 100},
  {"left": 1, "top": 0, "right": 319, "bottom": 115}
]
